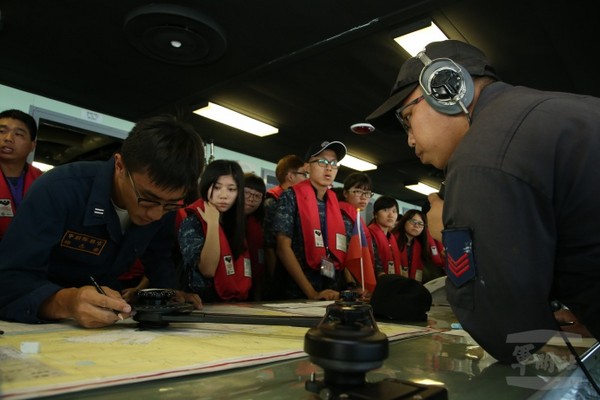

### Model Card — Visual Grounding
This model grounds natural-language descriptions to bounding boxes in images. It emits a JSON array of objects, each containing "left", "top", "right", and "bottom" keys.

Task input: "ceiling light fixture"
[
  {"left": 194, "top": 102, "right": 278, "bottom": 137},
  {"left": 393, "top": 21, "right": 448, "bottom": 56},
  {"left": 339, "top": 154, "right": 377, "bottom": 171},
  {"left": 350, "top": 122, "right": 375, "bottom": 135},
  {"left": 405, "top": 181, "right": 439, "bottom": 196}
]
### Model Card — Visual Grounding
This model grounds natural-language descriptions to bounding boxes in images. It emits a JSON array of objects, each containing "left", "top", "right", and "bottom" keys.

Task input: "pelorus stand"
[{"left": 303, "top": 291, "right": 448, "bottom": 399}]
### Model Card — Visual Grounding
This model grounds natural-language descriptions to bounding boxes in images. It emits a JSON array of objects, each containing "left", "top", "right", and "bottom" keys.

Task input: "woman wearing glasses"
[
  {"left": 392, "top": 209, "right": 431, "bottom": 282},
  {"left": 368, "top": 196, "right": 402, "bottom": 279},
  {"left": 243, "top": 172, "right": 267, "bottom": 300},
  {"left": 178, "top": 160, "right": 251, "bottom": 302}
]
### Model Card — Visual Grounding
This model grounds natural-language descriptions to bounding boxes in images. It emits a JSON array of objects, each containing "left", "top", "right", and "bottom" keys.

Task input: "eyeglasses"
[
  {"left": 395, "top": 95, "right": 424, "bottom": 133},
  {"left": 408, "top": 218, "right": 425, "bottom": 228},
  {"left": 244, "top": 189, "right": 263, "bottom": 201},
  {"left": 292, "top": 171, "right": 309, "bottom": 179},
  {"left": 309, "top": 159, "right": 339, "bottom": 169},
  {"left": 126, "top": 170, "right": 185, "bottom": 212},
  {"left": 350, "top": 189, "right": 373, "bottom": 198}
]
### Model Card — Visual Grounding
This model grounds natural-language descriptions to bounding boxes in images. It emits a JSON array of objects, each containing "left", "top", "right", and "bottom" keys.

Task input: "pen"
[{"left": 89, "top": 276, "right": 123, "bottom": 320}]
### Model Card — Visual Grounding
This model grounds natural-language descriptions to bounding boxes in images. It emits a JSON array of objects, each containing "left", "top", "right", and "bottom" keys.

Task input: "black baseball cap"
[
  {"left": 366, "top": 40, "right": 499, "bottom": 133},
  {"left": 305, "top": 140, "right": 347, "bottom": 162}
]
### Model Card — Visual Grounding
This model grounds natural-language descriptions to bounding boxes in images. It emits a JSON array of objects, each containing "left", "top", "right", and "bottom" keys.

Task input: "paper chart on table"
[{"left": 0, "top": 305, "right": 431, "bottom": 399}]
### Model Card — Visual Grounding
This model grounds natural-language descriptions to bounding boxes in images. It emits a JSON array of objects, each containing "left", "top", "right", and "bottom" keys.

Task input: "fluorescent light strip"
[
  {"left": 194, "top": 102, "right": 278, "bottom": 137},
  {"left": 339, "top": 154, "right": 377, "bottom": 171},
  {"left": 405, "top": 182, "right": 439, "bottom": 195},
  {"left": 32, "top": 161, "right": 54, "bottom": 172},
  {"left": 393, "top": 22, "right": 448, "bottom": 56}
]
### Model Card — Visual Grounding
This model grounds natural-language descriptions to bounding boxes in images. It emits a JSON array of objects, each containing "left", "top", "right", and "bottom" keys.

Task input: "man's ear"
[
  {"left": 284, "top": 170, "right": 294, "bottom": 184},
  {"left": 114, "top": 153, "right": 126, "bottom": 175}
]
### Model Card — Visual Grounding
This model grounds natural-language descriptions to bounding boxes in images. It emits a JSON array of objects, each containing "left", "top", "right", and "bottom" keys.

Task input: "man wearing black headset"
[{"left": 367, "top": 40, "right": 600, "bottom": 364}]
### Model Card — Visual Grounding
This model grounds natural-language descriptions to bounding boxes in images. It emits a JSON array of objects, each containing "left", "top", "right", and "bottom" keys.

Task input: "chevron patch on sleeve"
[{"left": 442, "top": 228, "right": 477, "bottom": 287}]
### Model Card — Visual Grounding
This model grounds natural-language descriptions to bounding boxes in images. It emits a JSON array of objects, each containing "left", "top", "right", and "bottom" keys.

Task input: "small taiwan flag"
[{"left": 345, "top": 209, "right": 376, "bottom": 293}]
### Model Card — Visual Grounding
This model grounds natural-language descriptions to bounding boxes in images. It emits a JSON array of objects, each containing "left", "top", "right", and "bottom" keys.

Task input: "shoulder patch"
[{"left": 442, "top": 228, "right": 477, "bottom": 287}]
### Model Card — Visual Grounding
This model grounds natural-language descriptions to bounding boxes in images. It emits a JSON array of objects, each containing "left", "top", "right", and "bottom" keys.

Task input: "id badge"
[
  {"left": 0, "top": 199, "right": 14, "bottom": 217},
  {"left": 320, "top": 257, "right": 335, "bottom": 279},
  {"left": 224, "top": 255, "right": 235, "bottom": 275},
  {"left": 314, "top": 230, "right": 324, "bottom": 247},
  {"left": 243, "top": 257, "right": 252, "bottom": 277},
  {"left": 387, "top": 261, "right": 395, "bottom": 275},
  {"left": 415, "top": 269, "right": 423, "bottom": 282},
  {"left": 335, "top": 233, "right": 346, "bottom": 251},
  {"left": 400, "top": 265, "right": 409, "bottom": 278}
]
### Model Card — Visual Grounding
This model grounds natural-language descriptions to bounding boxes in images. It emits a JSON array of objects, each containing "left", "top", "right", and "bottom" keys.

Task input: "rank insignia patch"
[{"left": 443, "top": 228, "right": 477, "bottom": 287}]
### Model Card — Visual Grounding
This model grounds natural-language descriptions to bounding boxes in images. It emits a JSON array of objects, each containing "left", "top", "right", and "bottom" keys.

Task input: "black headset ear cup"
[{"left": 419, "top": 58, "right": 474, "bottom": 115}]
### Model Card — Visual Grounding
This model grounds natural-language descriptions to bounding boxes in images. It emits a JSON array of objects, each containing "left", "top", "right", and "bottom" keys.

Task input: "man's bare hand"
[
  {"left": 172, "top": 290, "right": 203, "bottom": 309},
  {"left": 312, "top": 289, "right": 339, "bottom": 301},
  {"left": 40, "top": 286, "right": 132, "bottom": 328}
]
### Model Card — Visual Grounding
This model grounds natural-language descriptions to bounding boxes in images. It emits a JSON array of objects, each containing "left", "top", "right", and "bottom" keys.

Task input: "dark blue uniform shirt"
[{"left": 0, "top": 158, "right": 177, "bottom": 323}]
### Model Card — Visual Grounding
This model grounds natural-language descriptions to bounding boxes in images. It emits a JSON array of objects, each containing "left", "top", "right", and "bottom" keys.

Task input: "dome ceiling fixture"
[
  {"left": 350, "top": 122, "right": 375, "bottom": 135},
  {"left": 123, "top": 3, "right": 227, "bottom": 66}
]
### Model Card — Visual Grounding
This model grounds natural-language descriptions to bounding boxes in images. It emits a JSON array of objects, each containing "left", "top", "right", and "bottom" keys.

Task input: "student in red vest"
[
  {"left": 243, "top": 172, "right": 267, "bottom": 300},
  {"left": 178, "top": 160, "right": 251, "bottom": 302},
  {"left": 273, "top": 141, "right": 353, "bottom": 300},
  {"left": 337, "top": 172, "right": 375, "bottom": 287},
  {"left": 368, "top": 195, "right": 401, "bottom": 279},
  {"left": 263, "top": 154, "right": 307, "bottom": 298},
  {"left": 392, "top": 209, "right": 431, "bottom": 282},
  {"left": 0, "top": 109, "right": 42, "bottom": 241},
  {"left": 265, "top": 154, "right": 307, "bottom": 202}
]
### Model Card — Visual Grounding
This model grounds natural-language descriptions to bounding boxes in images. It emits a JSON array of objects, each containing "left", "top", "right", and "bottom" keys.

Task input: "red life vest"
[
  {"left": 118, "top": 258, "right": 145, "bottom": 281},
  {"left": 368, "top": 223, "right": 402, "bottom": 275},
  {"left": 426, "top": 229, "right": 445, "bottom": 267},
  {"left": 246, "top": 214, "right": 265, "bottom": 279},
  {"left": 399, "top": 237, "right": 424, "bottom": 281},
  {"left": 0, "top": 164, "right": 43, "bottom": 239},
  {"left": 266, "top": 185, "right": 284, "bottom": 200},
  {"left": 292, "top": 179, "right": 346, "bottom": 270},
  {"left": 187, "top": 198, "right": 252, "bottom": 301}
]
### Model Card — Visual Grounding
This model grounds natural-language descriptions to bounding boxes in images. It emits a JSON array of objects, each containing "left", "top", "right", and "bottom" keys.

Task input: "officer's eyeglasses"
[
  {"left": 395, "top": 95, "right": 424, "bottom": 133},
  {"left": 127, "top": 170, "right": 185, "bottom": 212},
  {"left": 309, "top": 159, "right": 339, "bottom": 169}
]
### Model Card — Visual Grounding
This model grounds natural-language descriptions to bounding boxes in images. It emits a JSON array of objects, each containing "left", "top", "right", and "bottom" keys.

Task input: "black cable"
[{"left": 556, "top": 328, "right": 600, "bottom": 396}]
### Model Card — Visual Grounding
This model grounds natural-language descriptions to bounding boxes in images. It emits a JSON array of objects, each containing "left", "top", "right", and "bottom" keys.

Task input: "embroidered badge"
[
  {"left": 443, "top": 228, "right": 477, "bottom": 287},
  {"left": 60, "top": 230, "right": 107, "bottom": 255}
]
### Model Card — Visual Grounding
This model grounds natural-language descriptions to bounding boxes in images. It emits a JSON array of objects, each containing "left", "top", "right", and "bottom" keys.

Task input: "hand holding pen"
[{"left": 89, "top": 276, "right": 131, "bottom": 323}]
